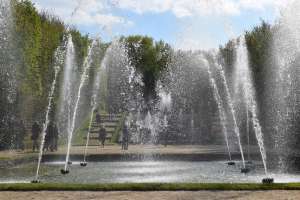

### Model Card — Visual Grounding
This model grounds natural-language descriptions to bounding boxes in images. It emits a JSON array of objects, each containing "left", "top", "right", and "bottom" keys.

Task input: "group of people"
[
  {"left": 31, "top": 121, "right": 59, "bottom": 152},
  {"left": 95, "top": 112, "right": 129, "bottom": 150}
]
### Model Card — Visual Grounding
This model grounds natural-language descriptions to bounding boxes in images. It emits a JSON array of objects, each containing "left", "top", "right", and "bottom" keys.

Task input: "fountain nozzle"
[
  {"left": 60, "top": 169, "right": 70, "bottom": 174},
  {"left": 31, "top": 180, "right": 41, "bottom": 184},
  {"left": 80, "top": 162, "right": 87, "bottom": 167},
  {"left": 262, "top": 178, "right": 274, "bottom": 184},
  {"left": 227, "top": 161, "right": 236, "bottom": 166}
]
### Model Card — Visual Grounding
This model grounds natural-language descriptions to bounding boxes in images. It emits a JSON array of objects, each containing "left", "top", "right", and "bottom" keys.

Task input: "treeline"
[
  {"left": 122, "top": 36, "right": 172, "bottom": 100},
  {"left": 0, "top": 0, "right": 90, "bottom": 149},
  {"left": 12, "top": 0, "right": 89, "bottom": 121}
]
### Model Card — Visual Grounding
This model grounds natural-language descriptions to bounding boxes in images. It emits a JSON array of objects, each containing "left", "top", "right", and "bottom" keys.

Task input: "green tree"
[{"left": 123, "top": 35, "right": 171, "bottom": 100}]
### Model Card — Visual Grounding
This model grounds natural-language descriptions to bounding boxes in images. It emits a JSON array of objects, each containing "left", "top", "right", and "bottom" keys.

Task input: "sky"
[{"left": 31, "top": 0, "right": 293, "bottom": 50}]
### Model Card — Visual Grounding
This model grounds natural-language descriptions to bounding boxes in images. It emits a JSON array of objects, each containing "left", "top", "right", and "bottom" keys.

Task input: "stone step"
[
  {"left": 89, "top": 130, "right": 115, "bottom": 134},
  {"left": 92, "top": 124, "right": 117, "bottom": 128},
  {"left": 83, "top": 135, "right": 112, "bottom": 140},
  {"left": 99, "top": 114, "right": 122, "bottom": 118},
  {"left": 93, "top": 119, "right": 119, "bottom": 123}
]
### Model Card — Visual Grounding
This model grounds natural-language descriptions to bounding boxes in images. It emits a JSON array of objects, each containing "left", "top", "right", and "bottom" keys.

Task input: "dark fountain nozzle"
[
  {"left": 80, "top": 162, "right": 87, "bottom": 167},
  {"left": 31, "top": 179, "right": 41, "bottom": 184},
  {"left": 227, "top": 161, "right": 236, "bottom": 166},
  {"left": 67, "top": 161, "right": 72, "bottom": 165},
  {"left": 60, "top": 169, "right": 70, "bottom": 174},
  {"left": 241, "top": 167, "right": 251, "bottom": 173},
  {"left": 262, "top": 178, "right": 274, "bottom": 184}
]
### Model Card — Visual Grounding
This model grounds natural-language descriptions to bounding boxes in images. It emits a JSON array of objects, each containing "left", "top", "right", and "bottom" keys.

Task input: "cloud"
[
  {"left": 31, "top": 0, "right": 133, "bottom": 33},
  {"left": 113, "top": 0, "right": 291, "bottom": 17},
  {"left": 32, "top": 0, "right": 292, "bottom": 31}
]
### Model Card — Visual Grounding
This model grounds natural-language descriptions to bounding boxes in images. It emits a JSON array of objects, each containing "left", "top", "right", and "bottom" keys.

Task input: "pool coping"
[{"left": 1, "top": 183, "right": 300, "bottom": 191}]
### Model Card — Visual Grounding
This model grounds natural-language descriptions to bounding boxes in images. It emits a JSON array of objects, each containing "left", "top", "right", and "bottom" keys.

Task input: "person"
[
  {"left": 16, "top": 120, "right": 26, "bottom": 151},
  {"left": 96, "top": 112, "right": 101, "bottom": 124},
  {"left": 98, "top": 125, "right": 106, "bottom": 147},
  {"left": 122, "top": 124, "right": 129, "bottom": 150},
  {"left": 31, "top": 122, "right": 41, "bottom": 152},
  {"left": 44, "top": 122, "right": 53, "bottom": 152}
]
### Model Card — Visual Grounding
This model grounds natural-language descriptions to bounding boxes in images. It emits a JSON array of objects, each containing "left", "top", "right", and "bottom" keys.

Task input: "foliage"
[
  {"left": 0, "top": 0, "right": 90, "bottom": 150},
  {"left": 11, "top": 0, "right": 89, "bottom": 121},
  {"left": 122, "top": 35, "right": 172, "bottom": 100}
]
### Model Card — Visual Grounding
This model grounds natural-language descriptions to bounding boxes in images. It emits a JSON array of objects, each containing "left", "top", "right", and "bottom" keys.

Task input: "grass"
[{"left": 1, "top": 183, "right": 300, "bottom": 191}]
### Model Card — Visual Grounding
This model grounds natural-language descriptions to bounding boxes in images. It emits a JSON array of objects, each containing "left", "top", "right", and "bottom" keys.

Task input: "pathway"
[{"left": 1, "top": 191, "right": 300, "bottom": 200}]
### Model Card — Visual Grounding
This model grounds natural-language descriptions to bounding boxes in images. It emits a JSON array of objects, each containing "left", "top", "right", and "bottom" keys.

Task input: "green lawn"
[{"left": 1, "top": 183, "right": 300, "bottom": 191}]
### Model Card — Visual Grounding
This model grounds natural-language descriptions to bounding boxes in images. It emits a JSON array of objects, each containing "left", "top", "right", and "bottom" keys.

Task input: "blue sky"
[{"left": 31, "top": 0, "right": 291, "bottom": 50}]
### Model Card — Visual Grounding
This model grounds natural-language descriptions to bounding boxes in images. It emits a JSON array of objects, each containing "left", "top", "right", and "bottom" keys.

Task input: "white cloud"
[
  {"left": 32, "top": 0, "right": 133, "bottom": 33},
  {"left": 113, "top": 0, "right": 292, "bottom": 17},
  {"left": 32, "top": 0, "right": 293, "bottom": 30}
]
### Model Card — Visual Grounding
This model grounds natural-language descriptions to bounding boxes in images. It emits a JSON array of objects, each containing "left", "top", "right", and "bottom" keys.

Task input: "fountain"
[
  {"left": 0, "top": 0, "right": 16, "bottom": 101},
  {"left": 234, "top": 36, "right": 269, "bottom": 179},
  {"left": 62, "top": 40, "right": 96, "bottom": 174},
  {"left": 81, "top": 40, "right": 105, "bottom": 166},
  {"left": 214, "top": 55, "right": 246, "bottom": 170},
  {"left": 198, "top": 55, "right": 232, "bottom": 163},
  {"left": 57, "top": 34, "right": 76, "bottom": 149},
  {"left": 272, "top": 1, "right": 300, "bottom": 173},
  {"left": 0, "top": 0, "right": 17, "bottom": 150},
  {"left": 32, "top": 43, "right": 65, "bottom": 182},
  {"left": 3, "top": 0, "right": 300, "bottom": 185}
]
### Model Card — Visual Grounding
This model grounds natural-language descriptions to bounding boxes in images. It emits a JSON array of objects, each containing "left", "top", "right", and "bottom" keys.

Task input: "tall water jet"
[
  {"left": 246, "top": 101, "right": 250, "bottom": 161},
  {"left": 33, "top": 44, "right": 65, "bottom": 182},
  {"left": 57, "top": 34, "right": 76, "bottom": 144},
  {"left": 272, "top": 1, "right": 300, "bottom": 171},
  {"left": 234, "top": 36, "right": 268, "bottom": 175},
  {"left": 199, "top": 56, "right": 232, "bottom": 162},
  {"left": 0, "top": 0, "right": 16, "bottom": 102},
  {"left": 213, "top": 56, "right": 246, "bottom": 168},
  {"left": 63, "top": 41, "right": 95, "bottom": 173},
  {"left": 158, "top": 51, "right": 221, "bottom": 146},
  {"left": 82, "top": 40, "right": 105, "bottom": 165},
  {"left": 0, "top": 0, "right": 17, "bottom": 150},
  {"left": 106, "top": 40, "right": 143, "bottom": 115}
]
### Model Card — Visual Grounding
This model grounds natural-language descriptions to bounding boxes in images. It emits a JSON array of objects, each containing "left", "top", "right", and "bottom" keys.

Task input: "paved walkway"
[
  {"left": 1, "top": 191, "right": 300, "bottom": 200},
  {"left": 48, "top": 145, "right": 231, "bottom": 155},
  {"left": 0, "top": 145, "right": 234, "bottom": 160}
]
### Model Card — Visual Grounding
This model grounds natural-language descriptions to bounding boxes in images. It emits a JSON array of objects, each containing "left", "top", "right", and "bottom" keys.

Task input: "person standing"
[
  {"left": 44, "top": 121, "right": 53, "bottom": 152},
  {"left": 31, "top": 122, "right": 41, "bottom": 152},
  {"left": 98, "top": 125, "right": 107, "bottom": 148}
]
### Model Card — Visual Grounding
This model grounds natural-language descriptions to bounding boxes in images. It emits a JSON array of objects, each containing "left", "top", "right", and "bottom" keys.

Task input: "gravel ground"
[{"left": 1, "top": 191, "right": 300, "bottom": 200}]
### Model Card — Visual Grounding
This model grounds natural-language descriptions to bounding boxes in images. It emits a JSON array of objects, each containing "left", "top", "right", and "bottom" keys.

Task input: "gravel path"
[{"left": 1, "top": 191, "right": 300, "bottom": 200}]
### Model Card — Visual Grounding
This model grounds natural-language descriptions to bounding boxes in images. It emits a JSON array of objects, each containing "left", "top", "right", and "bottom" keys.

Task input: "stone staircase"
[{"left": 83, "top": 114, "right": 122, "bottom": 145}]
